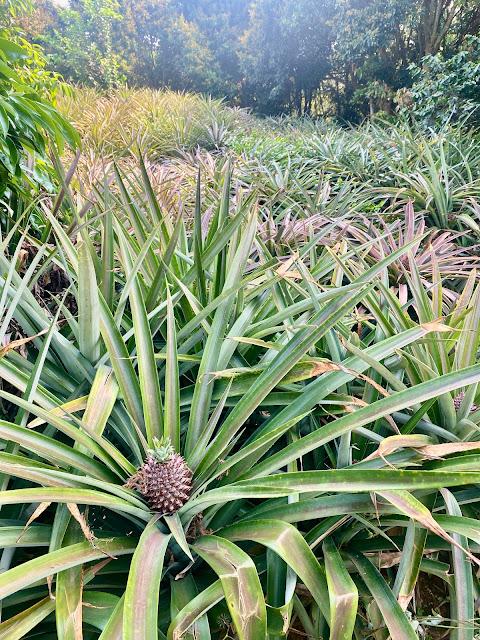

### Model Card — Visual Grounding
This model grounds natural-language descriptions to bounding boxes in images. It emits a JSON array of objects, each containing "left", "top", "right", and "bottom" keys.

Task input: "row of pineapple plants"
[{"left": 57, "top": 89, "right": 480, "bottom": 247}]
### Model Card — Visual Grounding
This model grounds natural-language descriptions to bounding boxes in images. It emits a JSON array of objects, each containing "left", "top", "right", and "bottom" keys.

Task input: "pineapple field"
[{"left": 0, "top": 83, "right": 479, "bottom": 640}]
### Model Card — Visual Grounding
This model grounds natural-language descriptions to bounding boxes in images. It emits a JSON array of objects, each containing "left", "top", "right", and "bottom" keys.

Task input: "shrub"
[
  {"left": 404, "top": 35, "right": 480, "bottom": 127},
  {"left": 0, "top": 0, "right": 79, "bottom": 228}
]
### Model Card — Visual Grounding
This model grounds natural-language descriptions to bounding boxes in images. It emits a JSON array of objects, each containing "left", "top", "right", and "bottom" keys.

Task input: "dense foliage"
[
  {"left": 0, "top": 0, "right": 78, "bottom": 224},
  {"left": 406, "top": 35, "right": 480, "bottom": 127},
  {"left": 1, "top": 88, "right": 480, "bottom": 638},
  {"left": 19, "top": 0, "right": 480, "bottom": 120}
]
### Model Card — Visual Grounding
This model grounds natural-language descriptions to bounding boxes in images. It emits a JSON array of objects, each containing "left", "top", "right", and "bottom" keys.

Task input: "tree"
[
  {"left": 116, "top": 0, "right": 237, "bottom": 94},
  {"left": 416, "top": 0, "right": 480, "bottom": 58},
  {"left": 331, "top": 0, "right": 480, "bottom": 119},
  {"left": 165, "top": 14, "right": 221, "bottom": 92},
  {"left": 15, "top": 0, "right": 480, "bottom": 121},
  {"left": 240, "top": 0, "right": 333, "bottom": 115},
  {"left": 175, "top": 0, "right": 249, "bottom": 98},
  {"left": 44, "top": 0, "right": 124, "bottom": 89},
  {"left": 115, "top": 0, "right": 174, "bottom": 88}
]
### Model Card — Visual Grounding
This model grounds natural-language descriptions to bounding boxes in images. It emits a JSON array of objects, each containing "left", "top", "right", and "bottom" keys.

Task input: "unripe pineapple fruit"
[
  {"left": 125, "top": 437, "right": 192, "bottom": 514},
  {"left": 453, "top": 391, "right": 479, "bottom": 413}
]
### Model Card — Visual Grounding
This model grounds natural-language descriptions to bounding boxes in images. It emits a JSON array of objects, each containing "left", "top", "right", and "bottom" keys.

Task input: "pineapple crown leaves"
[{"left": 146, "top": 436, "right": 174, "bottom": 463}]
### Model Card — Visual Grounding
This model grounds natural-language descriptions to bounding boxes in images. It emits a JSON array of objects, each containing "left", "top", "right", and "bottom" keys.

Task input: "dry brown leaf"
[
  {"left": 313, "top": 358, "right": 392, "bottom": 398},
  {"left": 364, "top": 551, "right": 403, "bottom": 569},
  {"left": 82, "top": 602, "right": 113, "bottom": 610},
  {"left": 310, "top": 361, "right": 344, "bottom": 375},
  {"left": 371, "top": 491, "right": 380, "bottom": 523},
  {"left": 74, "top": 572, "right": 84, "bottom": 640},
  {"left": 27, "top": 396, "right": 88, "bottom": 429},
  {"left": 16, "top": 502, "right": 52, "bottom": 543},
  {"left": 17, "top": 249, "right": 29, "bottom": 270},
  {"left": 379, "top": 490, "right": 480, "bottom": 568},
  {"left": 67, "top": 504, "right": 116, "bottom": 560},
  {"left": 0, "top": 328, "right": 48, "bottom": 359},
  {"left": 364, "top": 435, "right": 432, "bottom": 462},
  {"left": 275, "top": 268, "right": 317, "bottom": 284},
  {"left": 417, "top": 511, "right": 480, "bottom": 565},
  {"left": 275, "top": 252, "right": 318, "bottom": 284},
  {"left": 308, "top": 515, "right": 350, "bottom": 550},
  {"left": 314, "top": 364, "right": 397, "bottom": 429},
  {"left": 365, "top": 435, "right": 480, "bottom": 463},
  {"left": 47, "top": 575, "right": 55, "bottom": 600},
  {"left": 349, "top": 398, "right": 369, "bottom": 407},
  {"left": 310, "top": 361, "right": 392, "bottom": 402},
  {"left": 357, "top": 372, "right": 391, "bottom": 398},
  {"left": 84, "top": 558, "right": 112, "bottom": 577},
  {"left": 342, "top": 397, "right": 368, "bottom": 413},
  {"left": 226, "top": 336, "right": 281, "bottom": 350},
  {"left": 67, "top": 503, "right": 97, "bottom": 543},
  {"left": 398, "top": 593, "right": 414, "bottom": 611},
  {"left": 276, "top": 254, "right": 298, "bottom": 276},
  {"left": 420, "top": 442, "right": 480, "bottom": 458},
  {"left": 421, "top": 318, "right": 454, "bottom": 333}
]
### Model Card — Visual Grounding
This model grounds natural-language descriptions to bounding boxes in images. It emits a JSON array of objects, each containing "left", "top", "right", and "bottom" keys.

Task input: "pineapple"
[
  {"left": 453, "top": 391, "right": 478, "bottom": 413},
  {"left": 125, "top": 438, "right": 192, "bottom": 514}
]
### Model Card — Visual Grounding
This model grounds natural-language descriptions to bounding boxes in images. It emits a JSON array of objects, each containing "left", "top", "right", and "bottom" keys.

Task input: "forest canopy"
[{"left": 16, "top": 0, "right": 480, "bottom": 120}]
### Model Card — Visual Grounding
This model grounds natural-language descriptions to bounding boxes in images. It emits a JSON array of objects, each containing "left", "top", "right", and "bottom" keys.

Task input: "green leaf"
[
  {"left": 168, "top": 581, "right": 223, "bottom": 640},
  {"left": 0, "top": 487, "right": 149, "bottom": 520},
  {"left": 193, "top": 280, "right": 373, "bottom": 475},
  {"left": 0, "top": 597, "right": 55, "bottom": 640},
  {"left": 117, "top": 225, "right": 163, "bottom": 445},
  {"left": 443, "top": 490, "right": 475, "bottom": 640},
  {"left": 164, "top": 512, "right": 193, "bottom": 561},
  {"left": 82, "top": 592, "right": 120, "bottom": 631},
  {"left": 323, "top": 538, "right": 358, "bottom": 640},
  {"left": 78, "top": 238, "right": 100, "bottom": 362},
  {"left": 241, "top": 363, "right": 480, "bottom": 479},
  {"left": 123, "top": 524, "right": 171, "bottom": 640},
  {"left": 186, "top": 208, "right": 257, "bottom": 459},
  {"left": 193, "top": 535, "right": 267, "bottom": 640},
  {"left": 0, "top": 538, "right": 137, "bottom": 601},
  {"left": 348, "top": 552, "right": 418, "bottom": 640},
  {"left": 170, "top": 574, "right": 211, "bottom": 640},
  {"left": 220, "top": 519, "right": 330, "bottom": 622},
  {"left": 182, "top": 470, "right": 480, "bottom": 519},
  {"left": 98, "top": 595, "right": 124, "bottom": 640},
  {"left": 55, "top": 521, "right": 84, "bottom": 640},
  {"left": 99, "top": 294, "right": 146, "bottom": 437},
  {"left": 164, "top": 286, "right": 180, "bottom": 451}
]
